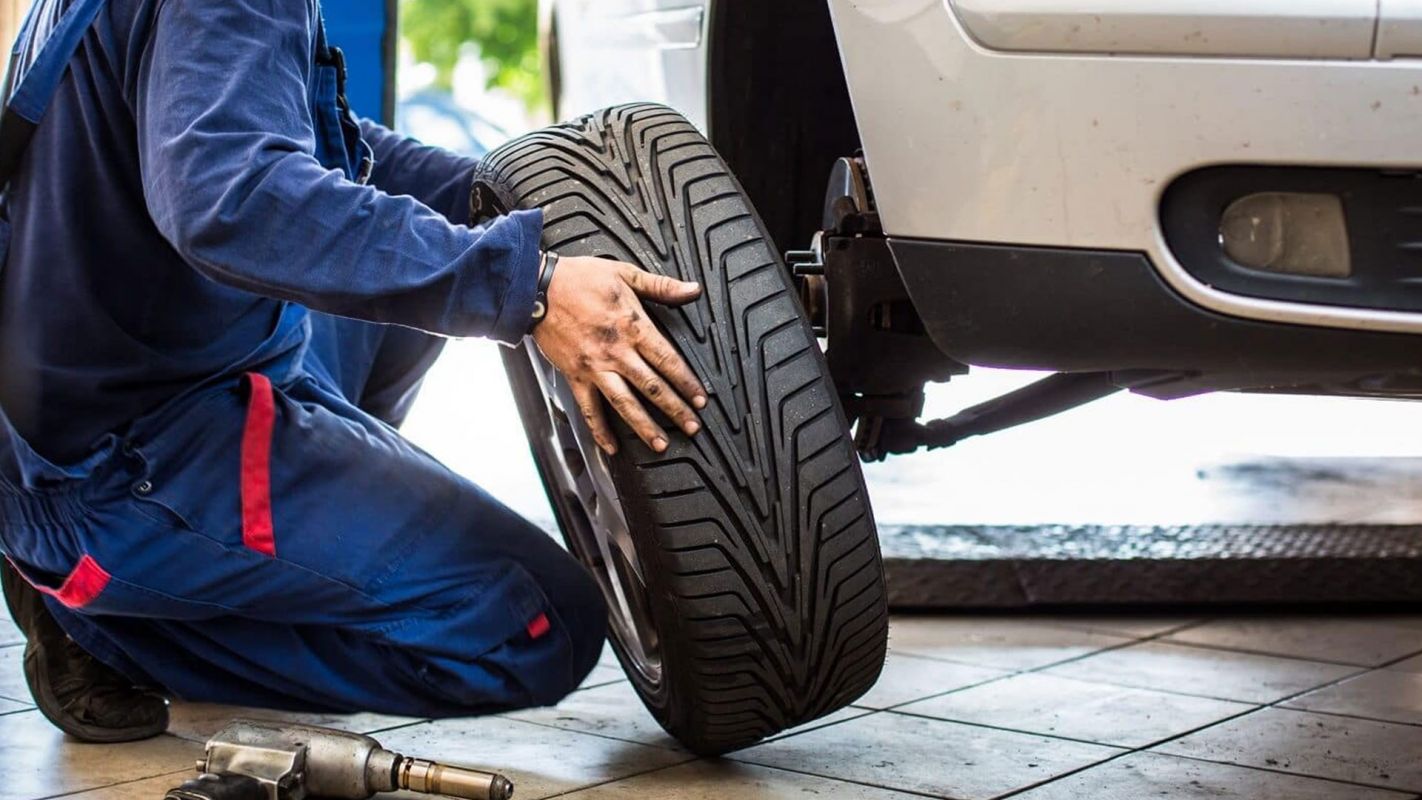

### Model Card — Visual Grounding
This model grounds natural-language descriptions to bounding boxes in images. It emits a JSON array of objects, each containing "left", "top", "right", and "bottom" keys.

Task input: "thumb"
[{"left": 622, "top": 265, "right": 702, "bottom": 306}]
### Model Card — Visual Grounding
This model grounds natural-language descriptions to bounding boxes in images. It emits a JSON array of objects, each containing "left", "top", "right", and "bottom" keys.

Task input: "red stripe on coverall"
[
  {"left": 240, "top": 373, "right": 277, "bottom": 556},
  {"left": 7, "top": 555, "right": 112, "bottom": 609}
]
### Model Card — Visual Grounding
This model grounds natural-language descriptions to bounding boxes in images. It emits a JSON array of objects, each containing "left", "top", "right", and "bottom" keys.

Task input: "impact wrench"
[{"left": 164, "top": 719, "right": 514, "bottom": 800}]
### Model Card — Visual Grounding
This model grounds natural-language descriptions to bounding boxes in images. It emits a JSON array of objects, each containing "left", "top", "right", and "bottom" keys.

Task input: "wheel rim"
[{"left": 524, "top": 347, "right": 663, "bottom": 686}]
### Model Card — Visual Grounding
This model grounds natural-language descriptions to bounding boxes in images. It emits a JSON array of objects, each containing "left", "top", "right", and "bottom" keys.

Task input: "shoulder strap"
[{"left": 0, "top": 0, "right": 110, "bottom": 188}]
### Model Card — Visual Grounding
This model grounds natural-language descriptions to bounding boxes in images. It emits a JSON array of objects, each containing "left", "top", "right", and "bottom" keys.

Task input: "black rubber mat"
[{"left": 881, "top": 524, "right": 1422, "bottom": 607}]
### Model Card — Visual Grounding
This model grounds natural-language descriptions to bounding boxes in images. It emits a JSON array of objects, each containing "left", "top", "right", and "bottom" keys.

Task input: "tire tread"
[{"left": 483, "top": 104, "right": 886, "bottom": 754}]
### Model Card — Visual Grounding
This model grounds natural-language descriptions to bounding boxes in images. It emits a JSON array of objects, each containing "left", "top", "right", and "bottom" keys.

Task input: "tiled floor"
[{"left": 3, "top": 612, "right": 1421, "bottom": 799}]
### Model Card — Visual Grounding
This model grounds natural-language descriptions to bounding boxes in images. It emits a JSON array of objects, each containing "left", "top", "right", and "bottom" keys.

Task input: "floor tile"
[
  {"left": 1156, "top": 707, "right": 1422, "bottom": 793},
  {"left": 1045, "top": 640, "right": 1360, "bottom": 703},
  {"left": 731, "top": 707, "right": 1120, "bottom": 800},
  {"left": 853, "top": 652, "right": 1007, "bottom": 709},
  {"left": 1015, "top": 751, "right": 1411, "bottom": 800},
  {"left": 1282, "top": 670, "right": 1422, "bottom": 725},
  {"left": 899, "top": 672, "right": 1251, "bottom": 748},
  {"left": 1387, "top": 654, "right": 1422, "bottom": 674},
  {"left": 166, "top": 702, "right": 423, "bottom": 743},
  {"left": 1026, "top": 615, "right": 1203, "bottom": 639},
  {"left": 598, "top": 641, "right": 619, "bottom": 668},
  {"left": 888, "top": 616, "right": 1132, "bottom": 670},
  {"left": 0, "top": 644, "right": 28, "bottom": 704},
  {"left": 559, "top": 759, "right": 925, "bottom": 799},
  {"left": 511, "top": 680, "right": 864, "bottom": 752},
  {"left": 1165, "top": 617, "right": 1422, "bottom": 666},
  {"left": 504, "top": 681, "right": 681, "bottom": 749},
  {"left": 580, "top": 663, "right": 626, "bottom": 689},
  {"left": 374, "top": 715, "right": 691, "bottom": 799},
  {"left": 53, "top": 774, "right": 201, "bottom": 800},
  {"left": 0, "top": 711, "right": 201, "bottom": 800},
  {"left": 763, "top": 705, "right": 875, "bottom": 742},
  {"left": 0, "top": 613, "right": 21, "bottom": 647}
]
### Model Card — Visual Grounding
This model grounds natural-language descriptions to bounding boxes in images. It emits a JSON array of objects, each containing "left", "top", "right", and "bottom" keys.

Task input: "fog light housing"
[{"left": 1219, "top": 192, "right": 1351, "bottom": 278}]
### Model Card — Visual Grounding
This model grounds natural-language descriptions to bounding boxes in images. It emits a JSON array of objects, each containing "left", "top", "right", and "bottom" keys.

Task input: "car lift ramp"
[{"left": 881, "top": 523, "right": 1422, "bottom": 607}]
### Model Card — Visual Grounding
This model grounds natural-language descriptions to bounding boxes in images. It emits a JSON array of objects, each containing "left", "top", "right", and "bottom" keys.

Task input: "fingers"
[
  {"left": 636, "top": 324, "right": 707, "bottom": 410},
  {"left": 620, "top": 353, "right": 701, "bottom": 436},
  {"left": 594, "top": 371, "right": 669, "bottom": 453},
  {"left": 572, "top": 380, "right": 618, "bottom": 456},
  {"left": 619, "top": 264, "right": 701, "bottom": 306}
]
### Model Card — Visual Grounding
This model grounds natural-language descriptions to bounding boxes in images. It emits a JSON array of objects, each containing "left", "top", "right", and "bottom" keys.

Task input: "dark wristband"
[{"left": 528, "top": 251, "right": 559, "bottom": 334}]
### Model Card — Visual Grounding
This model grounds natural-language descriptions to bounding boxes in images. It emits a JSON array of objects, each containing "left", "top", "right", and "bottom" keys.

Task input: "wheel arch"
[{"left": 706, "top": 0, "right": 862, "bottom": 252}]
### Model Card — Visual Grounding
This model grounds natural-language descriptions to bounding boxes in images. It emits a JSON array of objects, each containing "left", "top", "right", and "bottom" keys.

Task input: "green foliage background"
[{"left": 400, "top": 0, "right": 545, "bottom": 112}]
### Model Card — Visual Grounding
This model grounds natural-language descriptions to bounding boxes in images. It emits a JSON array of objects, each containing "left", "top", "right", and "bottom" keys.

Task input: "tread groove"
[{"left": 484, "top": 103, "right": 886, "bottom": 755}]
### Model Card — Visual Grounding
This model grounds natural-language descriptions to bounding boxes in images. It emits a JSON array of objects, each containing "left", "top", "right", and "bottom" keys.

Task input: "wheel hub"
[{"left": 524, "top": 348, "right": 663, "bottom": 686}]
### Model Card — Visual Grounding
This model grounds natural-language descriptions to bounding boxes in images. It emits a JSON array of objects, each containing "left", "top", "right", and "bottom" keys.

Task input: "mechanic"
[{"left": 0, "top": 0, "right": 708, "bottom": 742}]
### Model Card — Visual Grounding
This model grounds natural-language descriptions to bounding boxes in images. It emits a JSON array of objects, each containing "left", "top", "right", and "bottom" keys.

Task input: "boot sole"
[{"left": 25, "top": 640, "right": 168, "bottom": 743}]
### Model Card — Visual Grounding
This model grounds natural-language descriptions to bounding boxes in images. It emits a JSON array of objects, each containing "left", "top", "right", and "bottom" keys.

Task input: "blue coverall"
[{"left": 0, "top": 0, "right": 607, "bottom": 716}]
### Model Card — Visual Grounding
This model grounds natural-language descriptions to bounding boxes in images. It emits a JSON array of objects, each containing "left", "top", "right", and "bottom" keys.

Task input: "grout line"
[
  {"left": 507, "top": 715, "right": 682, "bottom": 752},
  {"left": 727, "top": 760, "right": 968, "bottom": 800},
  {"left": 540, "top": 757, "right": 957, "bottom": 800},
  {"left": 855, "top": 665, "right": 1017, "bottom": 713},
  {"left": 1151, "top": 635, "right": 1420, "bottom": 669},
  {"left": 759, "top": 708, "right": 880, "bottom": 744},
  {"left": 536, "top": 756, "right": 703, "bottom": 799},
  {"left": 1255, "top": 647, "right": 1422, "bottom": 729},
  {"left": 1002, "top": 655, "right": 1422, "bottom": 797},
  {"left": 880, "top": 615, "right": 1219, "bottom": 714},
  {"left": 1004, "top": 641, "right": 1417, "bottom": 795},
  {"left": 1034, "top": 666, "right": 1370, "bottom": 708},
  {"left": 878, "top": 706, "right": 1138, "bottom": 750},
  {"left": 1034, "top": 618, "right": 1208, "bottom": 641},
  {"left": 362, "top": 716, "right": 438, "bottom": 736},
  {"left": 1263, "top": 701, "right": 1422, "bottom": 728},
  {"left": 918, "top": 619, "right": 1422, "bottom": 798},
  {"left": 993, "top": 700, "right": 1270, "bottom": 799},
  {"left": 485, "top": 713, "right": 690, "bottom": 753},
  {"left": 720, "top": 754, "right": 975, "bottom": 800},
  {"left": 539, "top": 760, "right": 695, "bottom": 799},
  {"left": 34, "top": 766, "right": 194, "bottom": 800},
  {"left": 867, "top": 670, "right": 1030, "bottom": 713},
  {"left": 575, "top": 677, "right": 628, "bottom": 691},
  {"left": 1150, "top": 749, "right": 1422, "bottom": 796},
  {"left": 1374, "top": 648, "right": 1422, "bottom": 671},
  {"left": 1272, "top": 702, "right": 1422, "bottom": 730}
]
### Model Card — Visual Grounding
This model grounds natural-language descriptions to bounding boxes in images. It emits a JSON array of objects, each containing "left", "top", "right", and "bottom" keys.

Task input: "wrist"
[{"left": 528, "top": 250, "right": 559, "bottom": 334}]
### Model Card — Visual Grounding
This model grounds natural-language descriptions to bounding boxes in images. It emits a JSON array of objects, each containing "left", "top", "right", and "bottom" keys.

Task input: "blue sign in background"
[{"left": 322, "top": 0, "right": 393, "bottom": 125}]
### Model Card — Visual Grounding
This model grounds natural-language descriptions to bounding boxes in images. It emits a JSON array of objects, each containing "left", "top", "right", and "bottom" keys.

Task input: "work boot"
[{"left": 1, "top": 560, "right": 168, "bottom": 742}]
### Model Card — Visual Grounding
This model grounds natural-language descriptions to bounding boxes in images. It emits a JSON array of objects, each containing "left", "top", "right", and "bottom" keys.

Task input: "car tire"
[{"left": 480, "top": 104, "right": 887, "bottom": 755}]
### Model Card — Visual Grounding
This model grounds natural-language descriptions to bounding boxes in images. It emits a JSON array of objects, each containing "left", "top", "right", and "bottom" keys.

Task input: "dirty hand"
[{"left": 532, "top": 255, "right": 707, "bottom": 455}]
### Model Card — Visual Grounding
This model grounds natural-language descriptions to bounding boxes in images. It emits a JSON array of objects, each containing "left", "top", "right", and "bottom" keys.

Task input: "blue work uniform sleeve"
[
  {"left": 359, "top": 120, "right": 480, "bottom": 226},
  {"left": 133, "top": 0, "right": 540, "bottom": 343}
]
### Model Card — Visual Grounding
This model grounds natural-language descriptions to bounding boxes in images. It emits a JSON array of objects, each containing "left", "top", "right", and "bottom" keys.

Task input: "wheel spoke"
[{"left": 525, "top": 347, "right": 661, "bottom": 684}]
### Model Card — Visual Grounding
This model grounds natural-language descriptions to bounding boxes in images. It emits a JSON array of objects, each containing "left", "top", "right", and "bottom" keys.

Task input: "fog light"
[{"left": 1219, "top": 192, "right": 1351, "bottom": 278}]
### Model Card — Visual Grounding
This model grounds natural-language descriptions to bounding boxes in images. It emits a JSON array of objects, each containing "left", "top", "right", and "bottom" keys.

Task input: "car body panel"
[
  {"left": 948, "top": 0, "right": 1377, "bottom": 59},
  {"left": 826, "top": 0, "right": 1422, "bottom": 335},
  {"left": 552, "top": 0, "right": 710, "bottom": 132},
  {"left": 1379, "top": 0, "right": 1422, "bottom": 58},
  {"left": 550, "top": 0, "right": 1422, "bottom": 336}
]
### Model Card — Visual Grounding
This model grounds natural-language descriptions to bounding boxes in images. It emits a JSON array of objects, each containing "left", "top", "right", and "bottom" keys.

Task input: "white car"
[
  {"left": 548, "top": 0, "right": 1422, "bottom": 452},
  {"left": 475, "top": 0, "right": 1422, "bottom": 756}
]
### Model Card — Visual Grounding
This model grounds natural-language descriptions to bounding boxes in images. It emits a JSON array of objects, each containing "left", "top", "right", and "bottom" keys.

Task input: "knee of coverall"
[
  {"left": 413, "top": 560, "right": 606, "bottom": 714},
  {"left": 549, "top": 556, "right": 609, "bottom": 694},
  {"left": 489, "top": 560, "right": 607, "bottom": 708}
]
